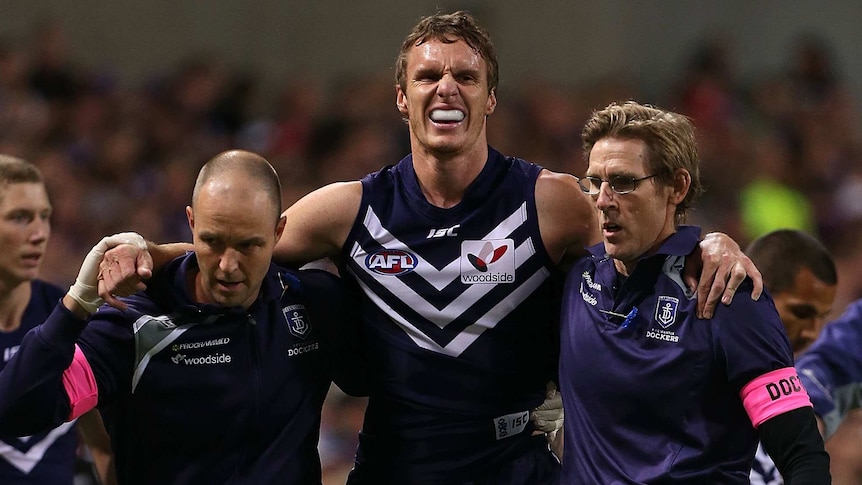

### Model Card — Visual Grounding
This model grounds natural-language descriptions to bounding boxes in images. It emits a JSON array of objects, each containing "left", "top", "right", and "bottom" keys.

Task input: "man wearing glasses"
[{"left": 558, "top": 101, "right": 830, "bottom": 483}]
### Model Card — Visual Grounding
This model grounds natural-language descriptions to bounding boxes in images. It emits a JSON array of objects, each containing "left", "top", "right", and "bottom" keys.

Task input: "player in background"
[
  {"left": 0, "top": 155, "right": 115, "bottom": 485},
  {"left": 798, "top": 306, "right": 862, "bottom": 485},
  {"left": 745, "top": 229, "right": 838, "bottom": 484}
]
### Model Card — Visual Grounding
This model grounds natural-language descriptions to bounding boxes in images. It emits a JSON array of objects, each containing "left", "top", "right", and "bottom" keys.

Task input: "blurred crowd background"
[{"left": 2, "top": 3, "right": 862, "bottom": 483}]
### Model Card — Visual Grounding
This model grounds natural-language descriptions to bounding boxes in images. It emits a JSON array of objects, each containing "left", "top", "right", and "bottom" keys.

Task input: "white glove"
[
  {"left": 531, "top": 381, "right": 564, "bottom": 433},
  {"left": 67, "top": 232, "right": 148, "bottom": 314}
]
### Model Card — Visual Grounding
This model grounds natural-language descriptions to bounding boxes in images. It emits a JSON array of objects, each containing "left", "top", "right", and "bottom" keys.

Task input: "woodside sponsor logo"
[
  {"left": 460, "top": 239, "right": 515, "bottom": 284},
  {"left": 171, "top": 353, "right": 233, "bottom": 365}
]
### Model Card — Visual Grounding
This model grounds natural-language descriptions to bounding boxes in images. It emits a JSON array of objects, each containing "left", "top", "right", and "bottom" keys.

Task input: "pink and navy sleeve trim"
[
  {"left": 740, "top": 367, "right": 812, "bottom": 428},
  {"left": 61, "top": 345, "right": 99, "bottom": 420}
]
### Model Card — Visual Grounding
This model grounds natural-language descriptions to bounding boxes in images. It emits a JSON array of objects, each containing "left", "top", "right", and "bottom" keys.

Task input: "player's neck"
[
  {"left": 412, "top": 143, "right": 488, "bottom": 209},
  {"left": 0, "top": 282, "right": 32, "bottom": 332}
]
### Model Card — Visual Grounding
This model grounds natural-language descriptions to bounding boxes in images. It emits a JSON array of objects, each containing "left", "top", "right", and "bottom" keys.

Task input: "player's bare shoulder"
[
  {"left": 278, "top": 181, "right": 363, "bottom": 264},
  {"left": 535, "top": 169, "right": 598, "bottom": 264}
]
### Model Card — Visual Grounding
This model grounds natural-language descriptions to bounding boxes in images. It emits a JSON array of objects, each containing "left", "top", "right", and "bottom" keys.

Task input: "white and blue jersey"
[
  {"left": 750, "top": 443, "right": 784, "bottom": 485},
  {"left": 796, "top": 299, "right": 862, "bottom": 437},
  {"left": 560, "top": 227, "right": 810, "bottom": 484},
  {"left": 342, "top": 147, "right": 560, "bottom": 483},
  {"left": 0, "top": 280, "right": 77, "bottom": 485}
]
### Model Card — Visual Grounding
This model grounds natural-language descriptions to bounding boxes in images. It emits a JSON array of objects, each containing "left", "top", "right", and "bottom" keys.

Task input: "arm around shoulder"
[
  {"left": 535, "top": 170, "right": 599, "bottom": 266},
  {"left": 275, "top": 181, "right": 363, "bottom": 268},
  {"left": 687, "top": 231, "right": 763, "bottom": 319},
  {"left": 148, "top": 241, "right": 193, "bottom": 268}
]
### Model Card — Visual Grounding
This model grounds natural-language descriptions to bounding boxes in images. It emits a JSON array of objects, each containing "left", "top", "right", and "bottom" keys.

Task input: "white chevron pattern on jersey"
[
  {"left": 349, "top": 205, "right": 550, "bottom": 357},
  {"left": 360, "top": 203, "right": 529, "bottom": 291},
  {"left": 0, "top": 420, "right": 76, "bottom": 473}
]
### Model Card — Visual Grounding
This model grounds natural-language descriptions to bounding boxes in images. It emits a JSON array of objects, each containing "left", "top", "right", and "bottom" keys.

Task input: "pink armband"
[
  {"left": 60, "top": 345, "right": 99, "bottom": 420},
  {"left": 740, "top": 367, "right": 812, "bottom": 428}
]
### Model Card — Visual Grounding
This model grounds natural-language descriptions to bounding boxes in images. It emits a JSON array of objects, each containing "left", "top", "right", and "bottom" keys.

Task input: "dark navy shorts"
[{"left": 347, "top": 434, "right": 560, "bottom": 485}]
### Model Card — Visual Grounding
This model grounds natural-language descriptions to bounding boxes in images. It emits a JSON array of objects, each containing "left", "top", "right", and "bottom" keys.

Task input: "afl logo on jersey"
[{"left": 365, "top": 249, "right": 418, "bottom": 275}]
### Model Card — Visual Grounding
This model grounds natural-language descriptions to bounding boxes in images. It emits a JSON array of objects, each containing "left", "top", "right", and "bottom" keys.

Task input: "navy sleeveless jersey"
[
  {"left": 342, "top": 148, "right": 560, "bottom": 482},
  {"left": 0, "top": 280, "right": 78, "bottom": 484}
]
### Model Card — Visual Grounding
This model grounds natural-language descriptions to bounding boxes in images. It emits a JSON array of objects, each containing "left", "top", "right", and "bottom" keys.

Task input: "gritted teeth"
[{"left": 430, "top": 109, "right": 465, "bottom": 122}]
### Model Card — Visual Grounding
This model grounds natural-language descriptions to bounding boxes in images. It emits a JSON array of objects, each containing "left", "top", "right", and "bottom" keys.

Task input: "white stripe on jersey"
[
  {"left": 349, "top": 204, "right": 549, "bottom": 357},
  {"left": 351, "top": 266, "right": 549, "bottom": 357},
  {"left": 359, "top": 204, "right": 529, "bottom": 290},
  {"left": 0, "top": 420, "right": 76, "bottom": 473},
  {"left": 350, "top": 236, "right": 539, "bottom": 328}
]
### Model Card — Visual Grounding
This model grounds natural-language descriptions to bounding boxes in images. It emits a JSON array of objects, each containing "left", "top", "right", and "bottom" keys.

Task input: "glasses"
[{"left": 578, "top": 174, "right": 658, "bottom": 195}]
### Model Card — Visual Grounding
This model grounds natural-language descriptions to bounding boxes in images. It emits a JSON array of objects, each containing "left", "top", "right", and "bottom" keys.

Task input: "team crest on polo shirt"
[
  {"left": 654, "top": 296, "right": 679, "bottom": 329},
  {"left": 282, "top": 304, "right": 310, "bottom": 339}
]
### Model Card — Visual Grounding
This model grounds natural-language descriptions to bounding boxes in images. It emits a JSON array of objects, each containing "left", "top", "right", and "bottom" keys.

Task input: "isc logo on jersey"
[
  {"left": 460, "top": 239, "right": 516, "bottom": 284},
  {"left": 365, "top": 249, "right": 418, "bottom": 275}
]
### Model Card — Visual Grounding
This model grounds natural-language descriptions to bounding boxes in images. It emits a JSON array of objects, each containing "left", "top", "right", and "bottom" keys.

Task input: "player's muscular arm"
[
  {"left": 274, "top": 181, "right": 363, "bottom": 267},
  {"left": 535, "top": 170, "right": 599, "bottom": 267}
]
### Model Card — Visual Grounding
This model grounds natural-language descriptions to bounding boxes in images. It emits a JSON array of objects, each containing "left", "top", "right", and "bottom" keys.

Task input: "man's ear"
[
  {"left": 186, "top": 206, "right": 195, "bottom": 232},
  {"left": 275, "top": 214, "right": 286, "bottom": 241},
  {"left": 670, "top": 168, "right": 691, "bottom": 205},
  {"left": 486, "top": 88, "right": 497, "bottom": 115},
  {"left": 396, "top": 86, "right": 409, "bottom": 116}
]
